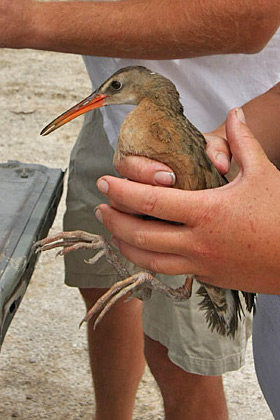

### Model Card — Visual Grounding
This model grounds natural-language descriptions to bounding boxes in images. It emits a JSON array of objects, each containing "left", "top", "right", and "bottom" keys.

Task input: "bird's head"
[{"left": 41, "top": 66, "right": 181, "bottom": 135}]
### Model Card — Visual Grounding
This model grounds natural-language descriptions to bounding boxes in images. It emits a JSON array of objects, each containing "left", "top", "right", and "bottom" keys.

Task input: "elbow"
[
  {"left": 232, "top": 14, "right": 280, "bottom": 55},
  {"left": 239, "top": 34, "right": 276, "bottom": 54}
]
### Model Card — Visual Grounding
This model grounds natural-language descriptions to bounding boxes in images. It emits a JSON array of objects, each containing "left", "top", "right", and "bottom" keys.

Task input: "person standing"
[{"left": 1, "top": 1, "right": 279, "bottom": 419}]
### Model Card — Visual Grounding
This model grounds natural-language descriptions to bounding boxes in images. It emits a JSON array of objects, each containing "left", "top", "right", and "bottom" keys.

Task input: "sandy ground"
[{"left": 0, "top": 48, "right": 273, "bottom": 420}]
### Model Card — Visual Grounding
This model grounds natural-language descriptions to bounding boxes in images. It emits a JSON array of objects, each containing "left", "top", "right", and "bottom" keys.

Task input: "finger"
[
  {"left": 96, "top": 177, "right": 213, "bottom": 225},
  {"left": 114, "top": 155, "right": 176, "bottom": 186},
  {"left": 111, "top": 238, "right": 197, "bottom": 275},
  {"left": 96, "top": 203, "right": 192, "bottom": 255},
  {"left": 226, "top": 107, "right": 268, "bottom": 172},
  {"left": 204, "top": 133, "right": 231, "bottom": 174},
  {"left": 108, "top": 198, "right": 143, "bottom": 215}
]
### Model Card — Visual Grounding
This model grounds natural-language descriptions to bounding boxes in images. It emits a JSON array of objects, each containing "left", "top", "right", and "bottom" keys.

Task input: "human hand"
[
  {"left": 96, "top": 108, "right": 280, "bottom": 294},
  {"left": 103, "top": 123, "right": 230, "bottom": 217},
  {"left": 109, "top": 126, "right": 231, "bottom": 215},
  {"left": 113, "top": 128, "right": 231, "bottom": 193},
  {"left": 0, "top": 0, "right": 35, "bottom": 48}
]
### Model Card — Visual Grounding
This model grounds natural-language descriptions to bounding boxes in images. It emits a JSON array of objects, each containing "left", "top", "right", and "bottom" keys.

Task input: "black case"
[{"left": 0, "top": 161, "right": 64, "bottom": 347}]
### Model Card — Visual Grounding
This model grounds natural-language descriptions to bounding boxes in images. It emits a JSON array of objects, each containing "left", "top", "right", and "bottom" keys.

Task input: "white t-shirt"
[{"left": 83, "top": 28, "right": 280, "bottom": 149}]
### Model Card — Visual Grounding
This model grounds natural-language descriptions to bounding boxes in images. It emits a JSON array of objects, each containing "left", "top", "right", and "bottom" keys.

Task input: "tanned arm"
[
  {"left": 0, "top": 0, "right": 279, "bottom": 59},
  {"left": 206, "top": 82, "right": 280, "bottom": 179}
]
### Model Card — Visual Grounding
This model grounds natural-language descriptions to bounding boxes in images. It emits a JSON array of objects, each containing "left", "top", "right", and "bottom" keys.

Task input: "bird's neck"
[{"left": 138, "top": 92, "right": 184, "bottom": 118}]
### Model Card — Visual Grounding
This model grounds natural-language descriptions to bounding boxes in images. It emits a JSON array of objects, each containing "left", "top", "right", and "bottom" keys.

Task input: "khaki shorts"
[{"left": 64, "top": 111, "right": 251, "bottom": 376}]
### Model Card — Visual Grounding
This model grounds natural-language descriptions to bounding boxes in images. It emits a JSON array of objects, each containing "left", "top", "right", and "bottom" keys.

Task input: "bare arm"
[
  {"left": 1, "top": 0, "right": 279, "bottom": 59},
  {"left": 242, "top": 83, "right": 280, "bottom": 168},
  {"left": 206, "top": 82, "right": 280, "bottom": 179}
]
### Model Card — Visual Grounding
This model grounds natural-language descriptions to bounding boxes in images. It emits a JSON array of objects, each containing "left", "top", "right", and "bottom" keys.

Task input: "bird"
[{"left": 36, "top": 66, "right": 254, "bottom": 336}]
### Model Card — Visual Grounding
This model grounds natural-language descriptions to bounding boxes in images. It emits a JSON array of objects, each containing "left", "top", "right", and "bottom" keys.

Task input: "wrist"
[
  {"left": 19, "top": 2, "right": 67, "bottom": 52},
  {"left": 21, "top": 2, "right": 53, "bottom": 50},
  {"left": 13, "top": 1, "right": 40, "bottom": 49}
]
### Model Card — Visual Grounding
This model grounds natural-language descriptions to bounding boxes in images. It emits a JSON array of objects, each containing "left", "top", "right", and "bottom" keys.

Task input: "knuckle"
[
  {"left": 194, "top": 205, "right": 216, "bottom": 225},
  {"left": 192, "top": 244, "right": 210, "bottom": 259},
  {"left": 190, "top": 235, "right": 212, "bottom": 260},
  {"left": 104, "top": 214, "right": 114, "bottom": 233},
  {"left": 114, "top": 159, "right": 126, "bottom": 176},
  {"left": 133, "top": 229, "right": 148, "bottom": 248},
  {"left": 148, "top": 257, "right": 163, "bottom": 274},
  {"left": 141, "top": 189, "right": 158, "bottom": 214}
]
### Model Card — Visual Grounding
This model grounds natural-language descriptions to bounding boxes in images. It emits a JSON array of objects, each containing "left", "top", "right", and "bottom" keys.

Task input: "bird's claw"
[
  {"left": 80, "top": 272, "right": 153, "bottom": 329},
  {"left": 35, "top": 230, "right": 107, "bottom": 257},
  {"left": 35, "top": 230, "right": 131, "bottom": 278},
  {"left": 83, "top": 272, "right": 193, "bottom": 329},
  {"left": 35, "top": 230, "right": 193, "bottom": 329}
]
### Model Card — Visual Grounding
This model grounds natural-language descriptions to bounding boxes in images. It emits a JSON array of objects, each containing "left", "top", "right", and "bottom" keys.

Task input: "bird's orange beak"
[{"left": 40, "top": 92, "right": 108, "bottom": 136}]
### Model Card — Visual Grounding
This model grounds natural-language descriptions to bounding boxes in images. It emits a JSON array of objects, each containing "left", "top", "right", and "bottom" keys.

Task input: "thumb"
[{"left": 226, "top": 107, "right": 267, "bottom": 173}]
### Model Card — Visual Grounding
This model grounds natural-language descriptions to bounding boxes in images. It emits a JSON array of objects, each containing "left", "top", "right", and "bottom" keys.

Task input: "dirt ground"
[{"left": 0, "top": 48, "right": 273, "bottom": 420}]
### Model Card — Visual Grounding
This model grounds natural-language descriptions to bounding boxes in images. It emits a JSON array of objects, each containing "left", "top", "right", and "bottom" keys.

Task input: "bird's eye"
[{"left": 111, "top": 80, "right": 122, "bottom": 90}]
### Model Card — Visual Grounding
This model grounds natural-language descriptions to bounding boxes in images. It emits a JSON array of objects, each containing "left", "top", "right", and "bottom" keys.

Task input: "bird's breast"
[{"left": 113, "top": 98, "right": 225, "bottom": 191}]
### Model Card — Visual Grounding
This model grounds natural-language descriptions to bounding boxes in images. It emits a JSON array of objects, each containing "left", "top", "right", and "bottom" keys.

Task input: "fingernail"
[
  {"left": 154, "top": 171, "right": 176, "bottom": 186},
  {"left": 95, "top": 207, "right": 103, "bottom": 224},
  {"left": 215, "top": 152, "right": 230, "bottom": 173},
  {"left": 111, "top": 236, "right": 120, "bottom": 249},
  {"left": 236, "top": 107, "right": 246, "bottom": 124},
  {"left": 97, "top": 179, "right": 109, "bottom": 194}
]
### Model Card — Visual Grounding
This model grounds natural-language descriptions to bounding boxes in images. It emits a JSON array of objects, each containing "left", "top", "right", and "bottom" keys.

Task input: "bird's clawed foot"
[
  {"left": 35, "top": 230, "right": 107, "bottom": 257},
  {"left": 35, "top": 230, "right": 193, "bottom": 329},
  {"left": 35, "top": 230, "right": 131, "bottom": 279},
  {"left": 81, "top": 272, "right": 194, "bottom": 329}
]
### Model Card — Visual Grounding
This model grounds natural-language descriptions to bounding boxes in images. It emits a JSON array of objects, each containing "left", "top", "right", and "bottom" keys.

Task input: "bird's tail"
[{"left": 197, "top": 285, "right": 246, "bottom": 337}]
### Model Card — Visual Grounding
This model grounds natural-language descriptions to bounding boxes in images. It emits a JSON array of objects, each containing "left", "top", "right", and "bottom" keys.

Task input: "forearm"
[
  {"left": 242, "top": 83, "right": 280, "bottom": 168},
  {"left": 5, "top": 0, "right": 280, "bottom": 59},
  {"left": 209, "top": 82, "right": 280, "bottom": 179}
]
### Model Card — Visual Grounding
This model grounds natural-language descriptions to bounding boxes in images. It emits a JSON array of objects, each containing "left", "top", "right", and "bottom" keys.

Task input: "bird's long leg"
[
  {"left": 35, "top": 230, "right": 193, "bottom": 328},
  {"left": 82, "top": 272, "right": 194, "bottom": 329},
  {"left": 80, "top": 273, "right": 153, "bottom": 329},
  {"left": 183, "top": 275, "right": 194, "bottom": 297}
]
